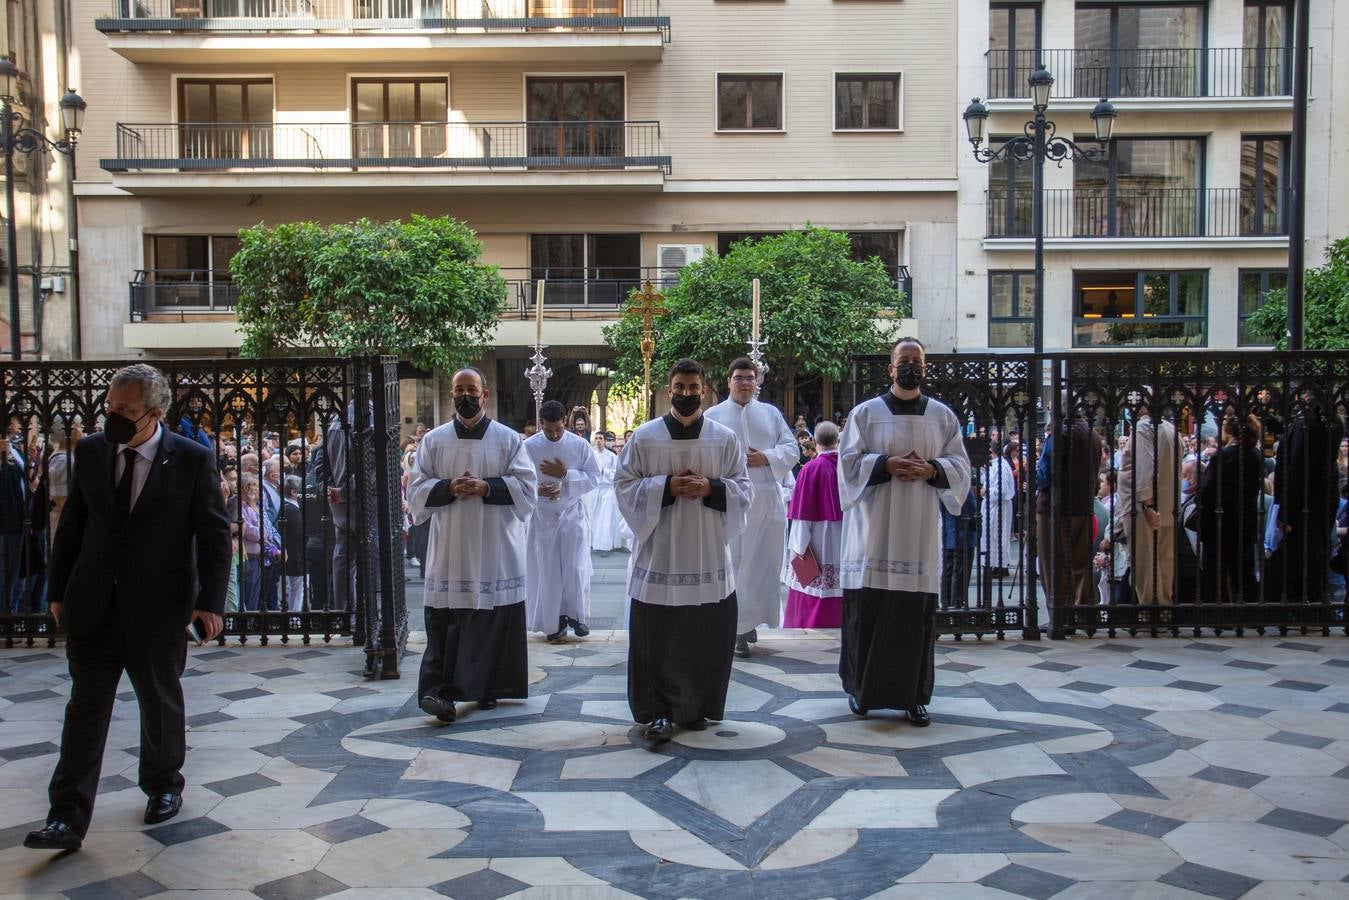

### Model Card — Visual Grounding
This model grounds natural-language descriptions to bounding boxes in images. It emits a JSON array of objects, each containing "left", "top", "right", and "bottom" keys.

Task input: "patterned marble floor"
[{"left": 2, "top": 631, "right": 1349, "bottom": 900}]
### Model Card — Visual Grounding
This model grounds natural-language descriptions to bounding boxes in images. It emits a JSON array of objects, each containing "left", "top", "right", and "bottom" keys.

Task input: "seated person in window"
[{"left": 1102, "top": 292, "right": 1122, "bottom": 319}]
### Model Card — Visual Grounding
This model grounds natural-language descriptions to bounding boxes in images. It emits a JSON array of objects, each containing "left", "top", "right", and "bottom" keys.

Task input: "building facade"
[
  {"left": 956, "top": 0, "right": 1348, "bottom": 352},
  {"left": 2, "top": 0, "right": 79, "bottom": 360},
  {"left": 70, "top": 0, "right": 955, "bottom": 426}
]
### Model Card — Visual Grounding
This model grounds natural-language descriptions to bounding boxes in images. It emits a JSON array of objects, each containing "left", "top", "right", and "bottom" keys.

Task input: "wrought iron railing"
[
  {"left": 986, "top": 187, "right": 1292, "bottom": 239},
  {"left": 0, "top": 358, "right": 409, "bottom": 676},
  {"left": 130, "top": 269, "right": 240, "bottom": 320},
  {"left": 986, "top": 47, "right": 1293, "bottom": 100},
  {"left": 852, "top": 351, "right": 1349, "bottom": 639},
  {"left": 96, "top": 0, "right": 671, "bottom": 38},
  {"left": 495, "top": 265, "right": 912, "bottom": 317},
  {"left": 102, "top": 121, "right": 671, "bottom": 173}
]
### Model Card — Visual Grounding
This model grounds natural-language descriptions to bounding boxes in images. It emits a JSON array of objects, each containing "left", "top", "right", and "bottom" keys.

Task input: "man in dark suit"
[{"left": 25, "top": 364, "right": 231, "bottom": 852}]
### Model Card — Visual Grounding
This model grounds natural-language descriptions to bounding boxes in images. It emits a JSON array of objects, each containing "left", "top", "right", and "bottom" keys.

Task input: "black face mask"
[
  {"left": 670, "top": 393, "right": 702, "bottom": 417},
  {"left": 894, "top": 362, "right": 923, "bottom": 392},
  {"left": 105, "top": 410, "right": 152, "bottom": 445},
  {"left": 454, "top": 394, "right": 482, "bottom": 419}
]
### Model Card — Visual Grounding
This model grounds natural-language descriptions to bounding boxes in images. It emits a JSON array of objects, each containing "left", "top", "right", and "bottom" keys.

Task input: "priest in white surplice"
[
  {"left": 616, "top": 359, "right": 752, "bottom": 742},
  {"left": 838, "top": 338, "right": 970, "bottom": 727},
  {"left": 705, "top": 357, "right": 799, "bottom": 657},
  {"left": 407, "top": 368, "right": 538, "bottom": 724},
  {"left": 525, "top": 400, "right": 600, "bottom": 641}
]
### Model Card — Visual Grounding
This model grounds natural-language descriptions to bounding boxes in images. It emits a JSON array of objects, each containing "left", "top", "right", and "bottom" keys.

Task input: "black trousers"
[
  {"left": 940, "top": 548, "right": 974, "bottom": 609},
  {"left": 48, "top": 602, "right": 188, "bottom": 837}
]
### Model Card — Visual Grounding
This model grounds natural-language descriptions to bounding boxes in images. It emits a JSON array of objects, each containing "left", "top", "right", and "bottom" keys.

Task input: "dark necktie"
[{"left": 116, "top": 447, "right": 138, "bottom": 518}]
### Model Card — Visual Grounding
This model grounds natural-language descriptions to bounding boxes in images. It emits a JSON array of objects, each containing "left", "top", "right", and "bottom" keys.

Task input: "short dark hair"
[
  {"left": 727, "top": 356, "right": 756, "bottom": 377},
  {"left": 540, "top": 400, "right": 566, "bottom": 423},
  {"left": 891, "top": 336, "right": 925, "bottom": 357},
  {"left": 668, "top": 358, "right": 705, "bottom": 383},
  {"left": 452, "top": 366, "right": 487, "bottom": 386}
]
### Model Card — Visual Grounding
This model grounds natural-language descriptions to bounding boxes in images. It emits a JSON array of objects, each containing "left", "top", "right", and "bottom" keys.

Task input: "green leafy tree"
[
  {"left": 1247, "top": 237, "right": 1349, "bottom": 349},
  {"left": 232, "top": 215, "right": 506, "bottom": 371},
  {"left": 602, "top": 228, "right": 903, "bottom": 393}
]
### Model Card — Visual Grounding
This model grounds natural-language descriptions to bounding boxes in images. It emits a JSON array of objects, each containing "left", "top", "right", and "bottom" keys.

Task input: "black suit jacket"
[{"left": 49, "top": 427, "right": 232, "bottom": 639}]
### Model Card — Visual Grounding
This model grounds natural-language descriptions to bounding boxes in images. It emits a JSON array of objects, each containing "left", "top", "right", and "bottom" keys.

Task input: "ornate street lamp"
[{"left": 1, "top": 59, "right": 86, "bottom": 359}]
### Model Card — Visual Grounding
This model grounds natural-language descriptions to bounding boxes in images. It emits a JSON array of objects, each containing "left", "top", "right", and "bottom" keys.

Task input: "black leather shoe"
[
  {"left": 568, "top": 617, "right": 590, "bottom": 637},
  {"left": 478, "top": 699, "right": 498, "bottom": 710},
  {"left": 848, "top": 694, "right": 868, "bottom": 717},
  {"left": 907, "top": 705, "right": 931, "bottom": 728},
  {"left": 144, "top": 793, "right": 182, "bottom": 825},
  {"left": 24, "top": 821, "right": 82, "bottom": 851},
  {"left": 734, "top": 637, "right": 751, "bottom": 658},
  {"left": 546, "top": 616, "right": 568, "bottom": 643},
  {"left": 645, "top": 717, "right": 674, "bottom": 741},
  {"left": 745, "top": 628, "right": 759, "bottom": 644},
  {"left": 419, "top": 695, "right": 456, "bottom": 723}
]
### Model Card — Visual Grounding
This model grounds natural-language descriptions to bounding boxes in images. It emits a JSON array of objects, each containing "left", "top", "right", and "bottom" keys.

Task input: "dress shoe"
[
  {"left": 847, "top": 694, "right": 868, "bottom": 717},
  {"left": 745, "top": 628, "right": 759, "bottom": 644},
  {"left": 23, "top": 821, "right": 82, "bottom": 851},
  {"left": 145, "top": 793, "right": 183, "bottom": 825},
  {"left": 645, "top": 717, "right": 674, "bottom": 741},
  {"left": 478, "top": 698, "right": 498, "bottom": 710},
  {"left": 546, "top": 616, "right": 568, "bottom": 643},
  {"left": 419, "top": 695, "right": 456, "bottom": 723},
  {"left": 907, "top": 705, "right": 931, "bottom": 727},
  {"left": 679, "top": 718, "right": 707, "bottom": 731},
  {"left": 734, "top": 637, "right": 751, "bottom": 658},
  {"left": 567, "top": 617, "right": 590, "bottom": 637}
]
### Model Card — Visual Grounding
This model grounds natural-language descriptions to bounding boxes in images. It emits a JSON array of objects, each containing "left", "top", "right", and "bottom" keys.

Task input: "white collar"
[{"left": 120, "top": 423, "right": 163, "bottom": 463}]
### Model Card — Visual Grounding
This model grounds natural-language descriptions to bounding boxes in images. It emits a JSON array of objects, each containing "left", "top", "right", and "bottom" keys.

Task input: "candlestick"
[
  {"left": 751, "top": 278, "right": 760, "bottom": 343},
  {"left": 535, "top": 280, "right": 545, "bottom": 345}
]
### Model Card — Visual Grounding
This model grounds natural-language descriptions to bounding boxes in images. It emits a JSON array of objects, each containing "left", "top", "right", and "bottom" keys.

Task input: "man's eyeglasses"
[{"left": 729, "top": 375, "right": 758, "bottom": 385}]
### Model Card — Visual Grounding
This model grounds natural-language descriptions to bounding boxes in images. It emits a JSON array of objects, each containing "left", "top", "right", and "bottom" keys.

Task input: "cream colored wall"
[{"left": 71, "top": 0, "right": 957, "bottom": 182}]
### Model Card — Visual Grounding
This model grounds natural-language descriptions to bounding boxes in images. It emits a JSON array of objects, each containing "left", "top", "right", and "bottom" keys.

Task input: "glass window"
[
  {"left": 834, "top": 74, "right": 900, "bottom": 129},
  {"left": 1074, "top": 4, "right": 1205, "bottom": 97},
  {"left": 1241, "top": 135, "right": 1289, "bottom": 235},
  {"left": 530, "top": 233, "right": 641, "bottom": 306},
  {"left": 988, "top": 137, "right": 1033, "bottom": 236},
  {"left": 526, "top": 77, "right": 625, "bottom": 159},
  {"left": 717, "top": 74, "right": 783, "bottom": 130},
  {"left": 989, "top": 271, "right": 1035, "bottom": 348},
  {"left": 351, "top": 79, "right": 449, "bottom": 159},
  {"left": 988, "top": 4, "right": 1040, "bottom": 99},
  {"left": 1074, "top": 137, "right": 1204, "bottom": 237},
  {"left": 1238, "top": 269, "right": 1287, "bottom": 345},
  {"left": 1073, "top": 270, "right": 1207, "bottom": 347},
  {"left": 1244, "top": 0, "right": 1292, "bottom": 95},
  {"left": 149, "top": 235, "right": 238, "bottom": 311}
]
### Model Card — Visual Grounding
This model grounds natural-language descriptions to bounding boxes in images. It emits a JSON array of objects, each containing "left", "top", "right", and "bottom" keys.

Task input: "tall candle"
[
  {"left": 535, "top": 280, "right": 545, "bottom": 345},
  {"left": 751, "top": 278, "right": 760, "bottom": 343}
]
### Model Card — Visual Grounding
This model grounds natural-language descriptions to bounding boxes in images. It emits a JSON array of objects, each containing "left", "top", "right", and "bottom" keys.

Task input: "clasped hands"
[
  {"left": 450, "top": 470, "right": 489, "bottom": 499},
  {"left": 670, "top": 468, "right": 712, "bottom": 499},
  {"left": 538, "top": 458, "right": 567, "bottom": 500},
  {"left": 886, "top": 450, "right": 935, "bottom": 483},
  {"left": 746, "top": 448, "right": 769, "bottom": 468}
]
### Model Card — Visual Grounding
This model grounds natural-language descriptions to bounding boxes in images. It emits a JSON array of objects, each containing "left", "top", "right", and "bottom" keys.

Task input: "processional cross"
[{"left": 626, "top": 280, "right": 667, "bottom": 420}]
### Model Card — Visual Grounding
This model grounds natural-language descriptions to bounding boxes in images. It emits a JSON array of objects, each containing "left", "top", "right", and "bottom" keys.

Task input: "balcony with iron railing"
[
  {"left": 985, "top": 187, "right": 1291, "bottom": 242},
  {"left": 985, "top": 47, "right": 1293, "bottom": 102},
  {"left": 127, "top": 265, "right": 913, "bottom": 322},
  {"left": 102, "top": 120, "right": 671, "bottom": 189},
  {"left": 96, "top": 0, "right": 668, "bottom": 62}
]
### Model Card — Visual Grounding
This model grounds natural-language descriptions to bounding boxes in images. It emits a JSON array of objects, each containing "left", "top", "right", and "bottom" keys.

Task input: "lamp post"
[
  {"left": 962, "top": 65, "right": 1116, "bottom": 355},
  {"left": 0, "top": 58, "right": 86, "bottom": 360},
  {"left": 963, "top": 67, "right": 1116, "bottom": 640}
]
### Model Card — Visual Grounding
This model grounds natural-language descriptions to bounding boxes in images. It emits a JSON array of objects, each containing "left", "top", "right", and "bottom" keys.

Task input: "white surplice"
[
  {"left": 980, "top": 456, "right": 1016, "bottom": 571},
  {"left": 838, "top": 393, "right": 972, "bottom": 596},
  {"left": 615, "top": 414, "right": 752, "bottom": 607},
  {"left": 407, "top": 418, "right": 538, "bottom": 610},
  {"left": 524, "top": 430, "right": 600, "bottom": 632},
  {"left": 704, "top": 397, "right": 798, "bottom": 631},
  {"left": 589, "top": 448, "right": 625, "bottom": 552}
]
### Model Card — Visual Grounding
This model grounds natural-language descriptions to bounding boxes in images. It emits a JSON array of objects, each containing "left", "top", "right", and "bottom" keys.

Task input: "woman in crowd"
[{"left": 1199, "top": 413, "right": 1265, "bottom": 603}]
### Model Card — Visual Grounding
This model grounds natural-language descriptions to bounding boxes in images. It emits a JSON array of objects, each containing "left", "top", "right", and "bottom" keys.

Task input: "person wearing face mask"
[
  {"left": 705, "top": 357, "right": 799, "bottom": 657},
  {"left": 524, "top": 400, "right": 600, "bottom": 642},
  {"left": 406, "top": 368, "right": 538, "bottom": 724},
  {"left": 615, "top": 359, "right": 752, "bottom": 741},
  {"left": 837, "top": 338, "right": 971, "bottom": 727},
  {"left": 25, "top": 365, "right": 231, "bottom": 851}
]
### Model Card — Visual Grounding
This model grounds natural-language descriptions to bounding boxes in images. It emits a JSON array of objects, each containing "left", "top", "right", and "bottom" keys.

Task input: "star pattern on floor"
[{"left": 2, "top": 633, "right": 1349, "bottom": 898}]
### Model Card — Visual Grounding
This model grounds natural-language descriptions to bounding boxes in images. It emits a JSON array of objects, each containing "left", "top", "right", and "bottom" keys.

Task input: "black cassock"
[{"left": 840, "top": 589, "right": 938, "bottom": 711}]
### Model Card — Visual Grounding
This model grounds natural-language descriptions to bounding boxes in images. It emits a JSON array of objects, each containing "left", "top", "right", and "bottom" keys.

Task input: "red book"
[{"left": 790, "top": 547, "right": 822, "bottom": 586}]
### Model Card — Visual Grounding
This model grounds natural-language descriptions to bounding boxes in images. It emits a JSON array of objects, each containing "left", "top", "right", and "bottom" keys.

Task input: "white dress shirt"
[{"left": 115, "top": 424, "right": 164, "bottom": 513}]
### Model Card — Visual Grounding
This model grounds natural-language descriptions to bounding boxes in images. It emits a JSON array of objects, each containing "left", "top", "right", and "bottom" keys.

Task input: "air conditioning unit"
[{"left": 655, "top": 243, "right": 705, "bottom": 286}]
